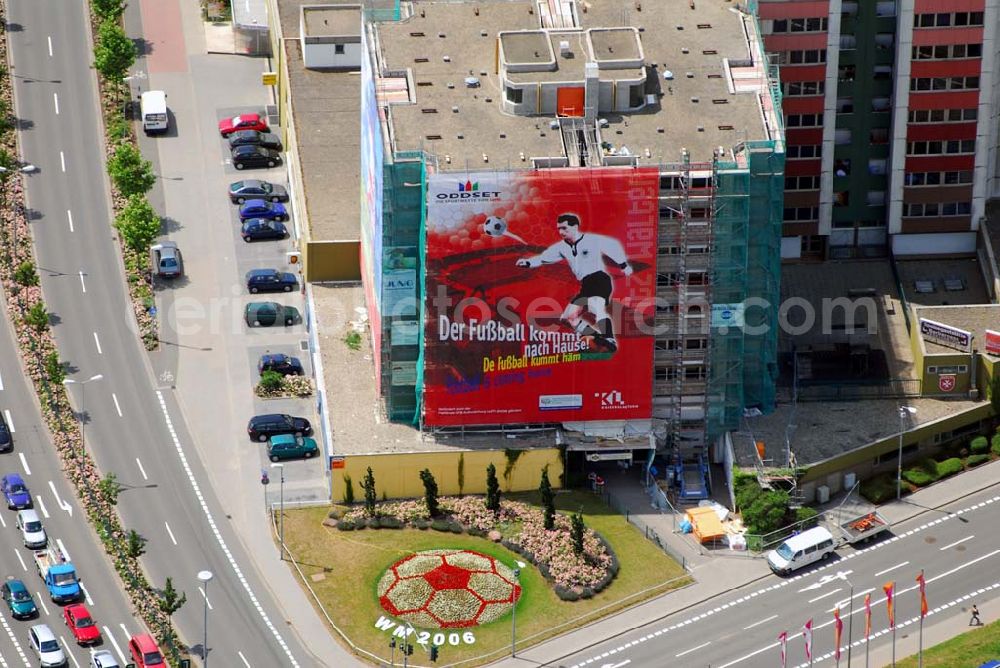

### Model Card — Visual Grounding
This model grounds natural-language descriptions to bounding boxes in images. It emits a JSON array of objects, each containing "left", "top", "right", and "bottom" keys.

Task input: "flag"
[
  {"left": 865, "top": 593, "right": 872, "bottom": 637},
  {"left": 778, "top": 631, "right": 788, "bottom": 668},
  {"left": 884, "top": 581, "right": 895, "bottom": 629},
  {"left": 916, "top": 570, "right": 928, "bottom": 618},
  {"left": 803, "top": 618, "right": 813, "bottom": 660},
  {"left": 834, "top": 607, "right": 843, "bottom": 660}
]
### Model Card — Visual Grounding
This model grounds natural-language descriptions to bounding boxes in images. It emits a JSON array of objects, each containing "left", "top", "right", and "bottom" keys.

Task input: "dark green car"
[
  {"left": 244, "top": 302, "right": 300, "bottom": 327},
  {"left": 267, "top": 434, "right": 319, "bottom": 462},
  {"left": 2, "top": 579, "right": 37, "bottom": 619}
]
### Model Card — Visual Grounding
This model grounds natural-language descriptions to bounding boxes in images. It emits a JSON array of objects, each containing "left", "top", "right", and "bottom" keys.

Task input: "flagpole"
[
  {"left": 918, "top": 569, "right": 926, "bottom": 668},
  {"left": 865, "top": 634, "right": 870, "bottom": 668},
  {"left": 864, "top": 593, "right": 872, "bottom": 668},
  {"left": 846, "top": 581, "right": 854, "bottom": 667},
  {"left": 891, "top": 624, "right": 896, "bottom": 667}
]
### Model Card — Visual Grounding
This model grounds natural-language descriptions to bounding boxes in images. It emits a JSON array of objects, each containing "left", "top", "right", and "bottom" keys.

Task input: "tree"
[
  {"left": 44, "top": 352, "right": 65, "bottom": 385},
  {"left": 362, "top": 467, "right": 377, "bottom": 516},
  {"left": 126, "top": 529, "right": 146, "bottom": 558},
  {"left": 570, "top": 512, "right": 585, "bottom": 555},
  {"left": 107, "top": 142, "right": 155, "bottom": 197},
  {"left": 743, "top": 490, "right": 790, "bottom": 535},
  {"left": 24, "top": 302, "right": 49, "bottom": 331},
  {"left": 343, "top": 474, "right": 355, "bottom": 504},
  {"left": 93, "top": 19, "right": 136, "bottom": 80},
  {"left": 539, "top": 467, "right": 555, "bottom": 531},
  {"left": 92, "top": 0, "right": 127, "bottom": 19},
  {"left": 114, "top": 195, "right": 161, "bottom": 253},
  {"left": 99, "top": 472, "right": 121, "bottom": 506},
  {"left": 157, "top": 577, "right": 187, "bottom": 626},
  {"left": 485, "top": 463, "right": 501, "bottom": 516},
  {"left": 419, "top": 469, "right": 440, "bottom": 517},
  {"left": 14, "top": 261, "right": 38, "bottom": 286},
  {"left": 0, "top": 99, "right": 14, "bottom": 136}
]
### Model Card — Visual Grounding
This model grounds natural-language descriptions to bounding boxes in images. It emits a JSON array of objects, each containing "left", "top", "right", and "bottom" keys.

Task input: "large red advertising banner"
[{"left": 423, "top": 168, "right": 659, "bottom": 426}]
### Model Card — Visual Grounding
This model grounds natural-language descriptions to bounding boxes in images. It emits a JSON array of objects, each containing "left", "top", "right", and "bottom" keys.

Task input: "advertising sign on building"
[
  {"left": 711, "top": 303, "right": 745, "bottom": 329},
  {"left": 422, "top": 168, "right": 658, "bottom": 426},
  {"left": 919, "top": 318, "right": 971, "bottom": 353},
  {"left": 938, "top": 375, "right": 956, "bottom": 392},
  {"left": 985, "top": 329, "right": 1000, "bottom": 356}
]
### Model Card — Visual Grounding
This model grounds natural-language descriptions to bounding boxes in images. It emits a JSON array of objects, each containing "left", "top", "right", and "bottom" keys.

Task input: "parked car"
[
  {"left": 2, "top": 473, "right": 31, "bottom": 509},
  {"left": 90, "top": 650, "right": 121, "bottom": 668},
  {"left": 28, "top": 624, "right": 67, "bottom": 667},
  {"left": 267, "top": 434, "right": 319, "bottom": 462},
  {"left": 232, "top": 145, "right": 282, "bottom": 170},
  {"left": 258, "top": 353, "right": 304, "bottom": 376},
  {"left": 218, "top": 113, "right": 268, "bottom": 137},
  {"left": 16, "top": 509, "right": 46, "bottom": 548},
  {"left": 150, "top": 242, "right": 183, "bottom": 279},
  {"left": 246, "top": 269, "right": 298, "bottom": 294},
  {"left": 244, "top": 302, "right": 300, "bottom": 328},
  {"left": 228, "top": 179, "right": 289, "bottom": 204},
  {"left": 228, "top": 130, "right": 282, "bottom": 151},
  {"left": 0, "top": 411, "right": 11, "bottom": 452},
  {"left": 63, "top": 604, "right": 101, "bottom": 645},
  {"left": 238, "top": 199, "right": 289, "bottom": 222},
  {"left": 241, "top": 219, "right": 288, "bottom": 242},
  {"left": 128, "top": 633, "right": 164, "bottom": 667},
  {"left": 1, "top": 579, "right": 37, "bottom": 619},
  {"left": 247, "top": 414, "right": 312, "bottom": 442}
]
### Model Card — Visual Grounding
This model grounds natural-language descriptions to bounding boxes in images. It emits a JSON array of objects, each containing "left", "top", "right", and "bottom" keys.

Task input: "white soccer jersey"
[{"left": 526, "top": 233, "right": 628, "bottom": 280}]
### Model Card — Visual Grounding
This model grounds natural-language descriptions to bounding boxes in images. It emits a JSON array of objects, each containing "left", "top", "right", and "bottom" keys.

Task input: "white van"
[
  {"left": 766, "top": 526, "right": 836, "bottom": 575},
  {"left": 140, "top": 90, "right": 168, "bottom": 135}
]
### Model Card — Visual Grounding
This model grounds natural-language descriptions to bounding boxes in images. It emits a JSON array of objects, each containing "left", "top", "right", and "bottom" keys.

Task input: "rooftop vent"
[
  {"left": 426, "top": 134, "right": 442, "bottom": 140},
  {"left": 663, "top": 70, "right": 674, "bottom": 80},
  {"left": 438, "top": 32, "right": 446, "bottom": 38},
  {"left": 712, "top": 99, "right": 728, "bottom": 104},
  {"left": 443, "top": 56, "right": 451, "bottom": 62},
  {"left": 480, "top": 30, "right": 488, "bottom": 37},
  {"left": 464, "top": 77, "right": 481, "bottom": 88},
  {"left": 703, "top": 49, "right": 717, "bottom": 55},
  {"left": 559, "top": 40, "right": 571, "bottom": 56},
  {"left": 681, "top": 48, "right": 689, "bottom": 54},
  {"left": 414, "top": 57, "right": 429, "bottom": 63},
  {"left": 690, "top": 96, "right": 699, "bottom": 103},
  {"left": 410, "top": 32, "right": 425, "bottom": 37},
  {"left": 719, "top": 125, "right": 734, "bottom": 130},
  {"left": 697, "top": 126, "right": 705, "bottom": 132},
  {"left": 685, "top": 72, "right": 694, "bottom": 78},
  {"left": 697, "top": 23, "right": 712, "bottom": 29},
  {"left": 421, "top": 108, "right": 438, "bottom": 113},
  {"left": 417, "top": 81, "right": 433, "bottom": 87},
  {"left": 598, "top": 118, "right": 609, "bottom": 127}
]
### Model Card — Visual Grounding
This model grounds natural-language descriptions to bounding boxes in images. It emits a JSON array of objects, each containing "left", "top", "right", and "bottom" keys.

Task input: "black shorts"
[{"left": 572, "top": 272, "right": 613, "bottom": 307}]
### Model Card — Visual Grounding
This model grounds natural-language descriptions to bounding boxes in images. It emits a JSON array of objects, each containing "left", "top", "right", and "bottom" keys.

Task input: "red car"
[
  {"left": 218, "top": 113, "right": 269, "bottom": 137},
  {"left": 63, "top": 604, "right": 101, "bottom": 644}
]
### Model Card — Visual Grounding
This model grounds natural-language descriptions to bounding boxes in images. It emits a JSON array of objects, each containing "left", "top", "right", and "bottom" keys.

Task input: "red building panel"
[
  {"left": 912, "top": 27, "right": 984, "bottom": 46},
  {"left": 785, "top": 128, "right": 824, "bottom": 144},
  {"left": 908, "top": 91, "right": 981, "bottom": 109},
  {"left": 758, "top": 1, "right": 829, "bottom": 19},
  {"left": 764, "top": 34, "right": 829, "bottom": 51},
  {"left": 914, "top": 0, "right": 984, "bottom": 11},
  {"left": 910, "top": 59, "right": 983, "bottom": 78},
  {"left": 782, "top": 97, "right": 825, "bottom": 114},
  {"left": 906, "top": 122, "right": 978, "bottom": 141},
  {"left": 777, "top": 65, "right": 828, "bottom": 82},
  {"left": 905, "top": 155, "right": 976, "bottom": 172},
  {"left": 785, "top": 160, "right": 822, "bottom": 176}
]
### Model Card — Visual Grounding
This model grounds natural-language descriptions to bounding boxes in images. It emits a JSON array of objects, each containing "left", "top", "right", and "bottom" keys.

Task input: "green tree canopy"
[
  {"left": 539, "top": 467, "right": 555, "bottom": 530},
  {"left": 107, "top": 142, "right": 155, "bottom": 197},
  {"left": 92, "top": 0, "right": 128, "bottom": 19},
  {"left": 93, "top": 20, "right": 136, "bottom": 80},
  {"left": 114, "top": 195, "right": 161, "bottom": 253}
]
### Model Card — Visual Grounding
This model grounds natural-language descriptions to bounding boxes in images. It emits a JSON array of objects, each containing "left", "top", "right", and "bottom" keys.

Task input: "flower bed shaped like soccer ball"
[{"left": 378, "top": 549, "right": 522, "bottom": 629}]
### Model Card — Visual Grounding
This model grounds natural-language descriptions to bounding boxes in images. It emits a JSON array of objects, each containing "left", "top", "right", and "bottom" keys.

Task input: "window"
[
  {"left": 686, "top": 338, "right": 708, "bottom": 350},
  {"left": 785, "top": 175, "right": 821, "bottom": 190},
  {"left": 786, "top": 113, "right": 824, "bottom": 127},
  {"left": 908, "top": 108, "right": 977, "bottom": 123},
  {"left": 787, "top": 49, "right": 827, "bottom": 64},
  {"left": 505, "top": 86, "right": 523, "bottom": 104},
  {"left": 684, "top": 366, "right": 706, "bottom": 381},
  {"left": 334, "top": 43, "right": 345, "bottom": 55},
  {"left": 903, "top": 202, "right": 972, "bottom": 217},
  {"left": 786, "top": 145, "right": 822, "bottom": 159},
  {"left": 654, "top": 366, "right": 678, "bottom": 381},
  {"left": 785, "top": 81, "right": 825, "bottom": 96},
  {"left": 771, "top": 17, "right": 828, "bottom": 33},
  {"left": 915, "top": 11, "right": 984, "bottom": 27},
  {"left": 783, "top": 207, "right": 820, "bottom": 221},
  {"left": 687, "top": 272, "right": 708, "bottom": 286}
]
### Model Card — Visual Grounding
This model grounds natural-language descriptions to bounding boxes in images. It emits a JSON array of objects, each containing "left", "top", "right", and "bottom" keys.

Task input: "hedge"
[
  {"left": 795, "top": 506, "right": 819, "bottom": 529},
  {"left": 969, "top": 436, "right": 989, "bottom": 454},
  {"left": 902, "top": 468, "right": 934, "bottom": 487},
  {"left": 966, "top": 454, "right": 991, "bottom": 467},
  {"left": 992, "top": 434, "right": 1000, "bottom": 455},
  {"left": 859, "top": 474, "right": 897, "bottom": 504},
  {"left": 936, "top": 457, "right": 964, "bottom": 478}
]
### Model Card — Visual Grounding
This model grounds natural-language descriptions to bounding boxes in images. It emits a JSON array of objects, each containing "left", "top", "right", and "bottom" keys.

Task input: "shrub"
[
  {"left": 992, "top": 434, "right": 1000, "bottom": 455},
  {"left": 336, "top": 519, "right": 356, "bottom": 531},
  {"left": 794, "top": 506, "right": 819, "bottom": 529},
  {"left": 430, "top": 519, "right": 451, "bottom": 532},
  {"left": 970, "top": 436, "right": 989, "bottom": 454},
  {"left": 966, "top": 454, "right": 990, "bottom": 467},
  {"left": 327, "top": 508, "right": 344, "bottom": 520},
  {"left": 735, "top": 476, "right": 763, "bottom": 511},
  {"left": 554, "top": 585, "right": 580, "bottom": 602},
  {"left": 45, "top": 352, "right": 66, "bottom": 385},
  {"left": 343, "top": 475, "right": 354, "bottom": 505},
  {"left": 380, "top": 516, "right": 403, "bottom": 529},
  {"left": 742, "top": 490, "right": 789, "bottom": 535},
  {"left": 258, "top": 370, "right": 283, "bottom": 393},
  {"left": 449, "top": 522, "right": 464, "bottom": 534},
  {"left": 580, "top": 587, "right": 595, "bottom": 599},
  {"left": 362, "top": 467, "right": 377, "bottom": 516},
  {"left": 860, "top": 474, "right": 896, "bottom": 504},
  {"left": 936, "top": 457, "right": 964, "bottom": 478},
  {"left": 14, "top": 261, "right": 38, "bottom": 286},
  {"left": 414, "top": 519, "right": 430, "bottom": 530},
  {"left": 366, "top": 517, "right": 381, "bottom": 529},
  {"left": 902, "top": 468, "right": 934, "bottom": 487},
  {"left": 918, "top": 458, "right": 942, "bottom": 481},
  {"left": 24, "top": 302, "right": 49, "bottom": 331},
  {"left": 419, "top": 469, "right": 440, "bottom": 518}
]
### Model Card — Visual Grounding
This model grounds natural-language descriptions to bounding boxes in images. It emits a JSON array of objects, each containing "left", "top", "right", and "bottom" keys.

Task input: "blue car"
[
  {"left": 238, "top": 199, "right": 288, "bottom": 222},
  {"left": 2, "top": 473, "right": 31, "bottom": 509},
  {"left": 241, "top": 219, "right": 288, "bottom": 242}
]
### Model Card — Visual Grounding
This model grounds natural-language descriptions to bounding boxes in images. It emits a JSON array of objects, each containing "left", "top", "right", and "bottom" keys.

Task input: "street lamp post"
[
  {"left": 511, "top": 560, "right": 526, "bottom": 657},
  {"left": 270, "top": 463, "right": 285, "bottom": 560},
  {"left": 835, "top": 573, "right": 855, "bottom": 668},
  {"left": 197, "top": 570, "right": 213, "bottom": 667},
  {"left": 62, "top": 374, "right": 104, "bottom": 460},
  {"left": 0, "top": 164, "right": 38, "bottom": 262},
  {"left": 896, "top": 406, "right": 917, "bottom": 500}
]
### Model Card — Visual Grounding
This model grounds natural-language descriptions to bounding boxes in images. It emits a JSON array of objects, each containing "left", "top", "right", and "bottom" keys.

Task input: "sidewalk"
[{"left": 489, "top": 459, "right": 1000, "bottom": 668}]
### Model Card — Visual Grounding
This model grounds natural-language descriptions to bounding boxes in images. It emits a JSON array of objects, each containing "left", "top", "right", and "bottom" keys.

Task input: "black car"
[
  {"left": 258, "top": 354, "right": 304, "bottom": 376},
  {"left": 245, "top": 302, "right": 301, "bottom": 327},
  {"left": 232, "top": 145, "right": 282, "bottom": 170},
  {"left": 229, "top": 180, "right": 289, "bottom": 204},
  {"left": 241, "top": 219, "right": 288, "bottom": 242},
  {"left": 246, "top": 269, "right": 298, "bottom": 293},
  {"left": 228, "top": 130, "right": 283, "bottom": 151},
  {"left": 0, "top": 412, "right": 11, "bottom": 453},
  {"left": 247, "top": 413, "right": 313, "bottom": 442}
]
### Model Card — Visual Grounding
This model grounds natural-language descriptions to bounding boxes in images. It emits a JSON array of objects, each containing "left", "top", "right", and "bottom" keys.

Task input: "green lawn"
[
  {"left": 282, "top": 490, "right": 690, "bottom": 666},
  {"left": 896, "top": 619, "right": 1000, "bottom": 668}
]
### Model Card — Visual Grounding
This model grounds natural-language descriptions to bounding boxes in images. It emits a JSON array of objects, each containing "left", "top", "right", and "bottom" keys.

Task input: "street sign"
[
  {"left": 261, "top": 469, "right": 270, "bottom": 485},
  {"left": 262, "top": 71, "right": 278, "bottom": 86},
  {"left": 330, "top": 455, "right": 346, "bottom": 470}
]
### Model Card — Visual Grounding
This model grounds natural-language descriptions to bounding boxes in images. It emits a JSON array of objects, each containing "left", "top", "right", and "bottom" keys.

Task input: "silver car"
[
  {"left": 15, "top": 509, "right": 46, "bottom": 548},
  {"left": 91, "top": 650, "right": 121, "bottom": 668},
  {"left": 28, "top": 624, "right": 66, "bottom": 667}
]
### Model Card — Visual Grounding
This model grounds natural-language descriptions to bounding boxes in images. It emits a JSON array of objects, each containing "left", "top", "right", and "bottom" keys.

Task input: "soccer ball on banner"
[{"left": 483, "top": 216, "right": 508, "bottom": 238}]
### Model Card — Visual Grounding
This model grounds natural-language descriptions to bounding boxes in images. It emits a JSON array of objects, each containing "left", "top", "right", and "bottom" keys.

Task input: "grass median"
[
  {"left": 896, "top": 618, "right": 1000, "bottom": 668},
  {"left": 283, "top": 490, "right": 691, "bottom": 666}
]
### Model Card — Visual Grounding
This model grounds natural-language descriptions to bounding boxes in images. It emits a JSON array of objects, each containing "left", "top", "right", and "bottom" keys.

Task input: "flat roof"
[
  {"left": 896, "top": 258, "right": 990, "bottom": 307},
  {"left": 501, "top": 29, "right": 643, "bottom": 83},
  {"left": 914, "top": 304, "right": 1000, "bottom": 356},
  {"left": 302, "top": 4, "right": 360, "bottom": 37},
  {"left": 277, "top": 0, "right": 360, "bottom": 242},
  {"left": 377, "top": 0, "right": 771, "bottom": 169}
]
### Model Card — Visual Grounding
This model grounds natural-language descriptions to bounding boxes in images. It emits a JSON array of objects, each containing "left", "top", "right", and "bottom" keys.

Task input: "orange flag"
[
  {"left": 834, "top": 607, "right": 843, "bottom": 660},
  {"left": 884, "top": 581, "right": 895, "bottom": 628},
  {"left": 916, "top": 570, "right": 928, "bottom": 618},
  {"left": 865, "top": 593, "right": 872, "bottom": 636}
]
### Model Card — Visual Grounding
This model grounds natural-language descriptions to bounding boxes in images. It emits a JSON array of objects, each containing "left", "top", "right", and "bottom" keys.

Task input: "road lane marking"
[
  {"left": 47, "top": 36, "right": 53, "bottom": 57},
  {"left": 56, "top": 538, "right": 71, "bottom": 562},
  {"left": 0, "top": 370, "right": 4, "bottom": 390},
  {"left": 829, "top": 587, "right": 875, "bottom": 613},
  {"left": 238, "top": 652, "right": 251, "bottom": 667},
  {"left": 164, "top": 521, "right": 177, "bottom": 545},
  {"left": 61, "top": 639, "right": 81, "bottom": 668},
  {"left": 875, "top": 561, "right": 908, "bottom": 577},
  {"left": 17, "top": 453, "right": 30, "bottom": 476},
  {"left": 13, "top": 551, "right": 25, "bottom": 572},
  {"left": 79, "top": 582, "right": 93, "bottom": 606},
  {"left": 93, "top": 332, "right": 103, "bottom": 354},
  {"left": 3, "top": 410, "right": 12, "bottom": 432},
  {"left": 198, "top": 585, "right": 213, "bottom": 610},
  {"left": 35, "top": 496, "right": 48, "bottom": 519},
  {"left": 118, "top": 625, "right": 132, "bottom": 657},
  {"left": 60, "top": 151, "right": 65, "bottom": 172},
  {"left": 104, "top": 626, "right": 127, "bottom": 664},
  {"left": 676, "top": 642, "right": 709, "bottom": 658},
  {"left": 79, "top": 270, "right": 86, "bottom": 293},
  {"left": 940, "top": 535, "right": 975, "bottom": 551},
  {"left": 49, "top": 483, "right": 72, "bottom": 516},
  {"left": 113, "top": 393, "right": 123, "bottom": 417},
  {"left": 0, "top": 608, "right": 30, "bottom": 667},
  {"left": 36, "top": 596, "right": 49, "bottom": 617},
  {"left": 67, "top": 210, "right": 74, "bottom": 232},
  {"left": 743, "top": 614, "right": 778, "bottom": 630},
  {"left": 807, "top": 587, "right": 841, "bottom": 603},
  {"left": 53, "top": 93, "right": 59, "bottom": 115},
  {"left": 136, "top": 458, "right": 147, "bottom": 480},
  {"left": 717, "top": 640, "right": 779, "bottom": 668}
]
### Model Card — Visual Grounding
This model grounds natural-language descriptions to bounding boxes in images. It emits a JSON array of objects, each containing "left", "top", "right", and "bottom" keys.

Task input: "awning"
[{"left": 687, "top": 506, "right": 725, "bottom": 543}]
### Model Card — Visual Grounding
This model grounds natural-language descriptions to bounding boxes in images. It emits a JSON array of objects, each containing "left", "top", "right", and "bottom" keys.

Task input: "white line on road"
[
  {"left": 49, "top": 482, "right": 72, "bottom": 516},
  {"left": 875, "top": 561, "right": 909, "bottom": 577},
  {"left": 676, "top": 642, "right": 710, "bottom": 658},
  {"left": 93, "top": 331, "right": 102, "bottom": 354},
  {"left": 18, "top": 453, "right": 30, "bottom": 476},
  {"left": 79, "top": 582, "right": 93, "bottom": 606},
  {"left": 198, "top": 585, "right": 213, "bottom": 610},
  {"left": 56, "top": 538, "right": 71, "bottom": 562},
  {"left": 47, "top": 36, "right": 53, "bottom": 57},
  {"left": 136, "top": 458, "right": 147, "bottom": 480},
  {"left": 113, "top": 393, "right": 123, "bottom": 417},
  {"left": 79, "top": 270, "right": 86, "bottom": 293},
  {"left": 60, "top": 151, "right": 65, "bottom": 172},
  {"left": 61, "top": 639, "right": 81, "bottom": 668},
  {"left": 238, "top": 652, "right": 252, "bottom": 668},
  {"left": 743, "top": 614, "right": 778, "bottom": 630},
  {"left": 807, "top": 587, "right": 842, "bottom": 604},
  {"left": 118, "top": 625, "right": 132, "bottom": 659},
  {"left": 0, "top": 513, "right": 5, "bottom": 528},
  {"left": 0, "top": 371, "right": 3, "bottom": 390},
  {"left": 67, "top": 210, "right": 74, "bottom": 232},
  {"left": 3, "top": 410, "right": 13, "bottom": 433},
  {"left": 940, "top": 535, "right": 975, "bottom": 551},
  {"left": 13, "top": 551, "right": 25, "bottom": 572},
  {"left": 35, "top": 496, "right": 48, "bottom": 519},
  {"left": 53, "top": 93, "right": 59, "bottom": 115},
  {"left": 164, "top": 521, "right": 177, "bottom": 546},
  {"left": 718, "top": 640, "right": 780, "bottom": 668},
  {"left": 104, "top": 626, "right": 127, "bottom": 664},
  {"left": 36, "top": 596, "right": 48, "bottom": 617}
]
